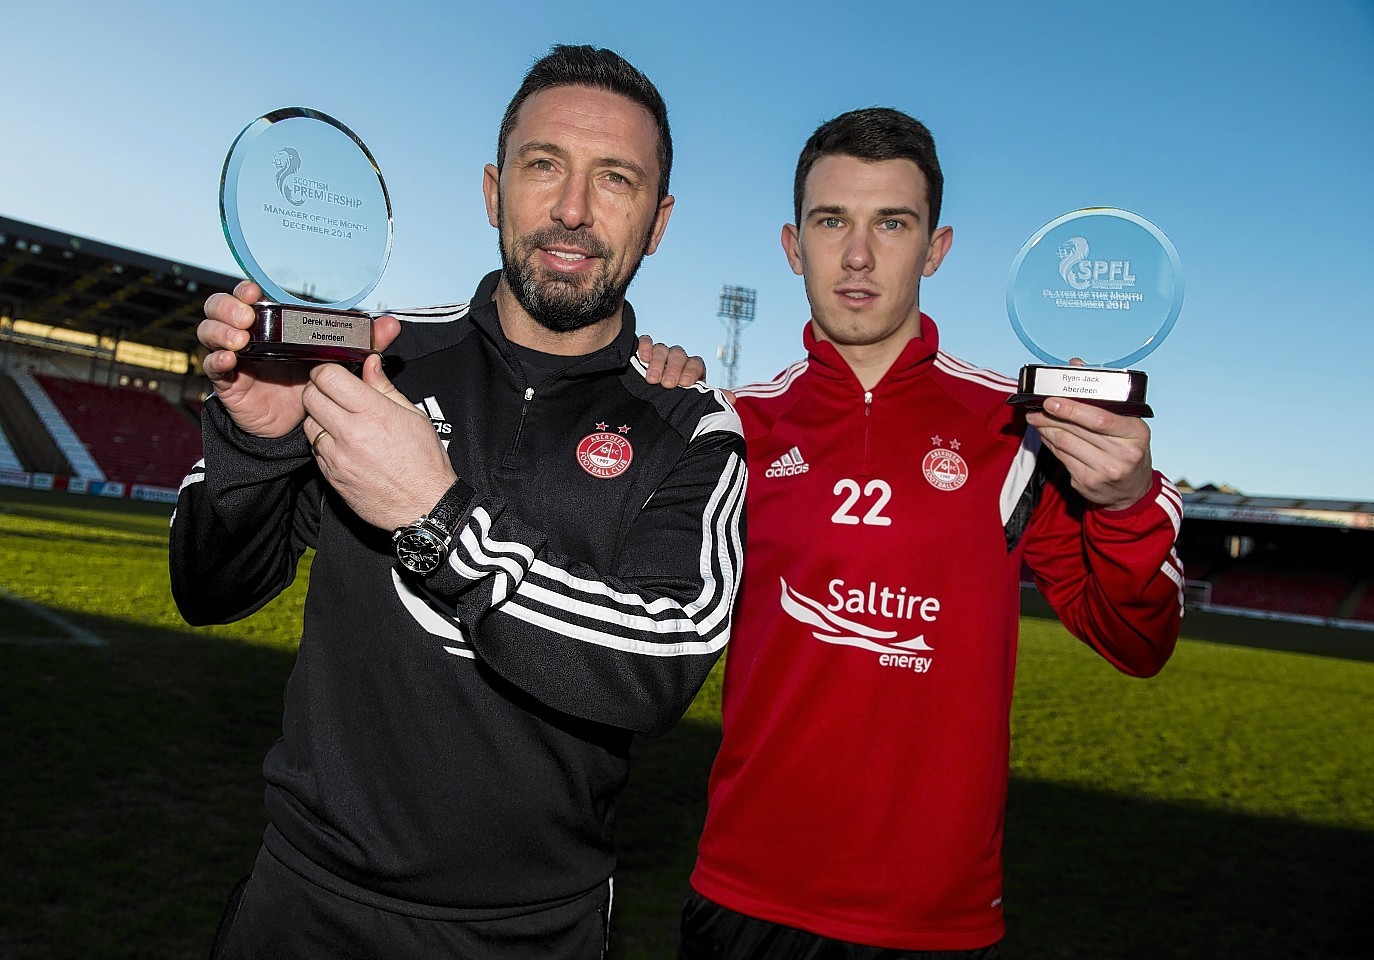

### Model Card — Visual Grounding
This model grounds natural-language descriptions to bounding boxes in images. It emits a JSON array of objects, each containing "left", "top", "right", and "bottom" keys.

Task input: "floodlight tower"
[{"left": 716, "top": 284, "right": 756, "bottom": 389}]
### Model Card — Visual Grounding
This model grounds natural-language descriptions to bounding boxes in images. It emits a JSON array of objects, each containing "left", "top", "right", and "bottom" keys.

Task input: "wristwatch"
[{"left": 392, "top": 481, "right": 468, "bottom": 576}]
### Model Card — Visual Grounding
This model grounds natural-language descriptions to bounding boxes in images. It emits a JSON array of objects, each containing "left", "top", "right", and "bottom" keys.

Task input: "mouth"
[
  {"left": 836, "top": 286, "right": 878, "bottom": 304},
  {"left": 536, "top": 243, "right": 602, "bottom": 276}
]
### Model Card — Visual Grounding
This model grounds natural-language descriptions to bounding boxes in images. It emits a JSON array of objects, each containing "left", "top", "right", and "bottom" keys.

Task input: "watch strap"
[{"left": 424, "top": 479, "right": 470, "bottom": 536}]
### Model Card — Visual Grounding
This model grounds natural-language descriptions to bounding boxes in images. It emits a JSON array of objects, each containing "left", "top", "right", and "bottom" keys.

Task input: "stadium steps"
[
  {"left": 33, "top": 374, "right": 202, "bottom": 488},
  {"left": 1338, "top": 577, "right": 1372, "bottom": 621},
  {"left": 0, "top": 370, "right": 74, "bottom": 475},
  {"left": 10, "top": 369, "right": 104, "bottom": 480},
  {"left": 0, "top": 422, "right": 21, "bottom": 472}
]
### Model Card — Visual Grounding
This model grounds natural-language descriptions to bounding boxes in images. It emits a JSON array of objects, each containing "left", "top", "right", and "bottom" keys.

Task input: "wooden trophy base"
[
  {"left": 238, "top": 302, "right": 375, "bottom": 364},
  {"left": 1007, "top": 365, "right": 1154, "bottom": 418}
]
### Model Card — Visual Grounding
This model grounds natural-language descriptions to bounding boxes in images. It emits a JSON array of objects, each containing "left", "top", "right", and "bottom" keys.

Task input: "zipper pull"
[{"left": 524, "top": 387, "right": 534, "bottom": 402}]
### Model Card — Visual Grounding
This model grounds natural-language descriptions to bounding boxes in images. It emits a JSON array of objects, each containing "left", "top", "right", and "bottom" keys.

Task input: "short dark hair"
[
  {"left": 793, "top": 108, "right": 943, "bottom": 234},
  {"left": 497, "top": 44, "right": 673, "bottom": 202}
]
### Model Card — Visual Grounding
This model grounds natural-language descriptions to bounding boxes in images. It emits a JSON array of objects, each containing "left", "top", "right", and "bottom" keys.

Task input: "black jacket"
[{"left": 170, "top": 271, "right": 746, "bottom": 916}]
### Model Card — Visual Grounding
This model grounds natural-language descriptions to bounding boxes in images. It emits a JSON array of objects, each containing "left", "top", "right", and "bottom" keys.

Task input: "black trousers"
[
  {"left": 677, "top": 890, "right": 1002, "bottom": 960},
  {"left": 210, "top": 847, "right": 612, "bottom": 960}
]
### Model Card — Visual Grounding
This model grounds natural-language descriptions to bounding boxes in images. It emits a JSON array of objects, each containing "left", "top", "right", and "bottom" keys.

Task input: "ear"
[
  {"left": 482, "top": 163, "right": 500, "bottom": 229},
  {"left": 781, "top": 222, "right": 805, "bottom": 276},
  {"left": 922, "top": 224, "right": 954, "bottom": 277},
  {"left": 643, "top": 194, "right": 676, "bottom": 256}
]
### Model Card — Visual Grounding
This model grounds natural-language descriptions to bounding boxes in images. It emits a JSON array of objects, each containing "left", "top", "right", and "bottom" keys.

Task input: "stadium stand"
[
  {"left": 9, "top": 368, "right": 104, "bottom": 480},
  {"left": 0, "top": 423, "right": 22, "bottom": 472},
  {"left": 4, "top": 213, "right": 1373, "bottom": 630},
  {"left": 1, "top": 214, "right": 240, "bottom": 495},
  {"left": 1207, "top": 569, "right": 1351, "bottom": 619},
  {"left": 31, "top": 373, "right": 202, "bottom": 488},
  {"left": 1348, "top": 581, "right": 1374, "bottom": 624},
  {"left": 1178, "top": 485, "right": 1374, "bottom": 629}
]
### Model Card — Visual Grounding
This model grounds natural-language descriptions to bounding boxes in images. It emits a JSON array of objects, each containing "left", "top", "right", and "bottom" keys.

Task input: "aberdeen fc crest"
[
  {"left": 922, "top": 436, "right": 968, "bottom": 492},
  {"left": 577, "top": 422, "right": 633, "bottom": 479}
]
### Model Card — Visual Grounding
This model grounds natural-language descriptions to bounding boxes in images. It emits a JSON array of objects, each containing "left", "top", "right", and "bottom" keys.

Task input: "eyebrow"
[
  {"left": 805, "top": 204, "right": 922, "bottom": 221},
  {"left": 516, "top": 141, "right": 648, "bottom": 183}
]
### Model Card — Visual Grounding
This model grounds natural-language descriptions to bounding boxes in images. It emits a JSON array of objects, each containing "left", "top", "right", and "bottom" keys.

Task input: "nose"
[
  {"left": 551, "top": 175, "right": 593, "bottom": 231},
  {"left": 844, "top": 230, "right": 873, "bottom": 271}
]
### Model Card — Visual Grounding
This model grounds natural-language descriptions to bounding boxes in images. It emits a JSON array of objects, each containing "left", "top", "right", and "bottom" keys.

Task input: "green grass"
[{"left": 1, "top": 487, "right": 1370, "bottom": 958}]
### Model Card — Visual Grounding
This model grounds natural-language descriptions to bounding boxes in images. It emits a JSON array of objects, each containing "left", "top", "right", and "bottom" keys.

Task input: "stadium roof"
[
  {"left": 1182, "top": 487, "right": 1374, "bottom": 531},
  {"left": 0, "top": 214, "right": 244, "bottom": 354}
]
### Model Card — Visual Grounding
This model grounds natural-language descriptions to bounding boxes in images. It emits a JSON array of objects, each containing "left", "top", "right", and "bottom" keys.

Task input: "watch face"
[{"left": 395, "top": 528, "right": 445, "bottom": 575}]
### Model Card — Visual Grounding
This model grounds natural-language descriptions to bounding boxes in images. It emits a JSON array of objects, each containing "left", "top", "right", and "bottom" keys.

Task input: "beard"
[{"left": 498, "top": 208, "right": 651, "bottom": 333}]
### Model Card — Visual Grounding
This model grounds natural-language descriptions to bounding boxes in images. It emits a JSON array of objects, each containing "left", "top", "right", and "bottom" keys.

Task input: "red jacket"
[{"left": 691, "top": 317, "right": 1182, "bottom": 950}]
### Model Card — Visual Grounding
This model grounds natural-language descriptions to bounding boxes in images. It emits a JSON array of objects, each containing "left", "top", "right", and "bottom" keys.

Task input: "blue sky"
[{"left": 3, "top": 0, "right": 1372, "bottom": 499}]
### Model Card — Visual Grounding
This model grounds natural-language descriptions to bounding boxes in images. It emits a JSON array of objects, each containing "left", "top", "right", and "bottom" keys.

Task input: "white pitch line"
[{"left": 0, "top": 585, "right": 106, "bottom": 647}]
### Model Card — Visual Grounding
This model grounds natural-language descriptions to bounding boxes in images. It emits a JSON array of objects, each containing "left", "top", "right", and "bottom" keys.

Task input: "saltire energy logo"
[{"left": 780, "top": 578, "right": 936, "bottom": 673}]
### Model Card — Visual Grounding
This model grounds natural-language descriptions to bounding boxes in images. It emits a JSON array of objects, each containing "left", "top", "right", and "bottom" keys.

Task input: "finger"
[
  {"left": 361, "top": 353, "right": 414, "bottom": 409},
  {"left": 301, "top": 366, "right": 358, "bottom": 432},
  {"left": 198, "top": 315, "right": 251, "bottom": 355},
  {"left": 640, "top": 335, "right": 665, "bottom": 384},
  {"left": 373, "top": 314, "right": 401, "bottom": 353},
  {"left": 680, "top": 353, "right": 707, "bottom": 387},
  {"left": 201, "top": 348, "right": 240, "bottom": 382},
  {"left": 636, "top": 333, "right": 655, "bottom": 365},
  {"left": 301, "top": 415, "right": 323, "bottom": 450},
  {"left": 205, "top": 290, "right": 257, "bottom": 329},
  {"left": 1039, "top": 397, "right": 1141, "bottom": 439},
  {"left": 660, "top": 345, "right": 689, "bottom": 387}
]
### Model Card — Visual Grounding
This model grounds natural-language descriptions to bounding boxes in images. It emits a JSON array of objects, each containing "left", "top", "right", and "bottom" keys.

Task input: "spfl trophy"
[
  {"left": 1006, "top": 208, "right": 1182, "bottom": 418},
  {"left": 219, "top": 107, "right": 392, "bottom": 363}
]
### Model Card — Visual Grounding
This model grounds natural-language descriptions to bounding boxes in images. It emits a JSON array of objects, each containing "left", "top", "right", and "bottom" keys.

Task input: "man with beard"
[{"left": 172, "top": 45, "right": 744, "bottom": 959}]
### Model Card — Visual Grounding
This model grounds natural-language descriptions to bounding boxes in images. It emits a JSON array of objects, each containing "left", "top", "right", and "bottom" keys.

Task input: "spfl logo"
[
  {"left": 1058, "top": 235, "right": 1136, "bottom": 291},
  {"left": 274, "top": 148, "right": 304, "bottom": 206}
]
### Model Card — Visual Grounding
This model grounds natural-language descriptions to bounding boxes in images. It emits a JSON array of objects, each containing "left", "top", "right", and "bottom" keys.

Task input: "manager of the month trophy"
[
  {"left": 1006, "top": 207, "right": 1183, "bottom": 418},
  {"left": 219, "top": 107, "right": 393, "bottom": 363}
]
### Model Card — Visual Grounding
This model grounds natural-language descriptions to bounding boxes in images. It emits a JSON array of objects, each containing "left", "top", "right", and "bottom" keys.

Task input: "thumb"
[
  {"left": 373, "top": 314, "right": 401, "bottom": 352},
  {"left": 362, "top": 353, "right": 413, "bottom": 408}
]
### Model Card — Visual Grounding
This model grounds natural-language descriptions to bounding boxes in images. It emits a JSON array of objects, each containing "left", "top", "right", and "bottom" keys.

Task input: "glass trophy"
[
  {"left": 1006, "top": 208, "right": 1183, "bottom": 418},
  {"left": 219, "top": 107, "right": 392, "bottom": 362}
]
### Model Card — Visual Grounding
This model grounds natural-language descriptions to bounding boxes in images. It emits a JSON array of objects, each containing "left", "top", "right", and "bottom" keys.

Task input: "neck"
[
  {"left": 493, "top": 278, "right": 623, "bottom": 356},
  {"left": 815, "top": 312, "right": 922, "bottom": 392}
]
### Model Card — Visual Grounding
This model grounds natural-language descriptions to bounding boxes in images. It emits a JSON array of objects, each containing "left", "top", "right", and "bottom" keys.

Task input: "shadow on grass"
[
  {"left": 615, "top": 728, "right": 1373, "bottom": 960},
  {"left": 4, "top": 601, "right": 1369, "bottom": 960},
  {"left": 1, "top": 611, "right": 291, "bottom": 960}
]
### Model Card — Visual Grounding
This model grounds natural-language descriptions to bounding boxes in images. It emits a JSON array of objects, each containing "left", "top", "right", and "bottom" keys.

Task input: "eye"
[
  {"left": 819, "top": 216, "right": 843, "bottom": 229},
  {"left": 880, "top": 218, "right": 905, "bottom": 231},
  {"left": 529, "top": 158, "right": 556, "bottom": 172}
]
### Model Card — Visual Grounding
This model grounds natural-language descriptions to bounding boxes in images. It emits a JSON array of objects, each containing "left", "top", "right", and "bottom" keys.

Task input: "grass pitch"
[{"left": 1, "top": 487, "right": 1370, "bottom": 958}]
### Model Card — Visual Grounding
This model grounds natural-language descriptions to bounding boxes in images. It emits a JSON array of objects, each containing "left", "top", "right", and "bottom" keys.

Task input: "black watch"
[{"left": 392, "top": 481, "right": 467, "bottom": 576}]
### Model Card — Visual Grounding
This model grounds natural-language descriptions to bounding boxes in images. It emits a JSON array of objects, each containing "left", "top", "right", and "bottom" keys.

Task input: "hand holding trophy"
[
  {"left": 1006, "top": 208, "right": 1183, "bottom": 418},
  {"left": 219, "top": 107, "right": 392, "bottom": 363}
]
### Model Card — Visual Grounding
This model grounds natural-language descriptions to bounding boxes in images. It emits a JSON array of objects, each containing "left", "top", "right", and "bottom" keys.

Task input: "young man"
[
  {"left": 172, "top": 46, "right": 744, "bottom": 958},
  {"left": 676, "top": 108, "right": 1183, "bottom": 958}
]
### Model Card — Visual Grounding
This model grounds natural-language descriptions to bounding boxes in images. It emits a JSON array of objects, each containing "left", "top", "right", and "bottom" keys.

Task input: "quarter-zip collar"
[
  {"left": 467, "top": 270, "right": 640, "bottom": 383},
  {"left": 802, "top": 314, "right": 941, "bottom": 391}
]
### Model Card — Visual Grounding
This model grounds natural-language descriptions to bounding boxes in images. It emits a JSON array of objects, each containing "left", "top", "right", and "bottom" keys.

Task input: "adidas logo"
[
  {"left": 765, "top": 446, "right": 810, "bottom": 478},
  {"left": 417, "top": 396, "right": 453, "bottom": 448}
]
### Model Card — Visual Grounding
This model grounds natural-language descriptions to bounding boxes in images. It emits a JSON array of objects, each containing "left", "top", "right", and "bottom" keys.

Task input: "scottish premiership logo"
[{"left": 273, "top": 147, "right": 304, "bottom": 206}]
